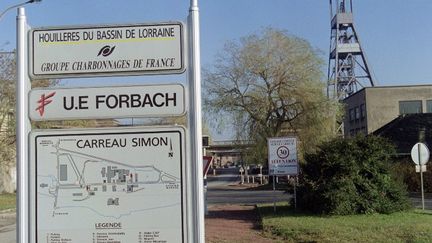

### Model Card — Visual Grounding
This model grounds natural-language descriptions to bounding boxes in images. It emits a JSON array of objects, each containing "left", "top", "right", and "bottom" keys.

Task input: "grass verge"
[
  {"left": 257, "top": 203, "right": 432, "bottom": 243},
  {"left": 0, "top": 193, "right": 16, "bottom": 211}
]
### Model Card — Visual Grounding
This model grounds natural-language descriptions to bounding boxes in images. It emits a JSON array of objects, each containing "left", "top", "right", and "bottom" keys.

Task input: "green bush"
[
  {"left": 297, "top": 135, "right": 410, "bottom": 215},
  {"left": 392, "top": 157, "right": 432, "bottom": 193}
]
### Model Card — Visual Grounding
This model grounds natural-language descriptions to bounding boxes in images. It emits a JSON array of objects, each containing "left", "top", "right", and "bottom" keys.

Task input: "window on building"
[
  {"left": 427, "top": 100, "right": 432, "bottom": 113},
  {"left": 349, "top": 108, "right": 355, "bottom": 122},
  {"left": 355, "top": 107, "right": 360, "bottom": 120},
  {"left": 399, "top": 100, "right": 422, "bottom": 115},
  {"left": 360, "top": 104, "right": 366, "bottom": 119}
]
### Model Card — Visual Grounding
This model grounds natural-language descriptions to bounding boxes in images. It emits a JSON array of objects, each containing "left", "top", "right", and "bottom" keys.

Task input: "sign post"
[
  {"left": 268, "top": 137, "right": 298, "bottom": 212},
  {"left": 188, "top": 0, "right": 204, "bottom": 242},
  {"left": 16, "top": 7, "right": 31, "bottom": 243},
  {"left": 411, "top": 142, "right": 430, "bottom": 210}
]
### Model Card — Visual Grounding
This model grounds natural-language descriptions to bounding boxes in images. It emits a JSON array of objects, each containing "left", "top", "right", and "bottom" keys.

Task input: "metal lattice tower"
[{"left": 327, "top": 0, "right": 375, "bottom": 100}]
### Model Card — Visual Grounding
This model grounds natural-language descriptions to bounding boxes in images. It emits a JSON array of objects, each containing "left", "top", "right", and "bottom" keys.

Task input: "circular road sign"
[
  {"left": 411, "top": 142, "right": 430, "bottom": 165},
  {"left": 277, "top": 146, "right": 290, "bottom": 159}
]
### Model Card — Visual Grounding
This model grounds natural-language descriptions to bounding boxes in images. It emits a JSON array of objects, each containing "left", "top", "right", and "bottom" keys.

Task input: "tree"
[
  {"left": 0, "top": 52, "right": 59, "bottom": 192},
  {"left": 0, "top": 52, "right": 20, "bottom": 192},
  {"left": 204, "top": 28, "right": 338, "bottom": 164},
  {"left": 143, "top": 115, "right": 212, "bottom": 141},
  {"left": 0, "top": 52, "right": 75, "bottom": 192}
]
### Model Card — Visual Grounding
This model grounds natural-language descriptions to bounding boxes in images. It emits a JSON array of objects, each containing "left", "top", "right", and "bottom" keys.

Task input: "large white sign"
[
  {"left": 268, "top": 137, "right": 298, "bottom": 175},
  {"left": 30, "top": 22, "right": 184, "bottom": 78},
  {"left": 29, "top": 84, "right": 185, "bottom": 121},
  {"left": 30, "top": 127, "right": 185, "bottom": 243}
]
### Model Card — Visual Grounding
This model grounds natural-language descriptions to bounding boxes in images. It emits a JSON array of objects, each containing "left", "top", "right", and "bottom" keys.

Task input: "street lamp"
[{"left": 0, "top": 0, "right": 41, "bottom": 21}]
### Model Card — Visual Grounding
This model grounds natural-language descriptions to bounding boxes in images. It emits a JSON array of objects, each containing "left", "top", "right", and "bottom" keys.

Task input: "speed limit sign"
[
  {"left": 277, "top": 146, "right": 290, "bottom": 159},
  {"left": 268, "top": 137, "right": 298, "bottom": 175}
]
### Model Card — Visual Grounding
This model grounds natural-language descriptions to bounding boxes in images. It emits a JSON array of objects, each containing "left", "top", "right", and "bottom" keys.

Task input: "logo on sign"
[
  {"left": 36, "top": 92, "right": 56, "bottom": 117},
  {"left": 97, "top": 45, "right": 116, "bottom": 57},
  {"left": 277, "top": 146, "right": 289, "bottom": 159}
]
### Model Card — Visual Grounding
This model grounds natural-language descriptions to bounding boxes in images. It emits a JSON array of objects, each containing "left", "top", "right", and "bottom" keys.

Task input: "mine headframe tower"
[{"left": 327, "top": 0, "right": 375, "bottom": 101}]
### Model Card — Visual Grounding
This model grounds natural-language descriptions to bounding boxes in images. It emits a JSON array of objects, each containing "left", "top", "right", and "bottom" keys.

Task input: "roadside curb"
[
  {"left": 207, "top": 184, "right": 255, "bottom": 190},
  {"left": 409, "top": 192, "right": 432, "bottom": 199},
  {"left": 0, "top": 209, "right": 16, "bottom": 219}
]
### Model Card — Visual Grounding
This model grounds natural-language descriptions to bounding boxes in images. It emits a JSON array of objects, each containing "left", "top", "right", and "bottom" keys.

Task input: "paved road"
[
  {"left": 0, "top": 213, "right": 15, "bottom": 243},
  {"left": 206, "top": 167, "right": 292, "bottom": 205},
  {"left": 0, "top": 223, "right": 15, "bottom": 243},
  {"left": 411, "top": 197, "right": 432, "bottom": 209},
  {"left": 206, "top": 167, "right": 241, "bottom": 189},
  {"left": 207, "top": 189, "right": 292, "bottom": 205}
]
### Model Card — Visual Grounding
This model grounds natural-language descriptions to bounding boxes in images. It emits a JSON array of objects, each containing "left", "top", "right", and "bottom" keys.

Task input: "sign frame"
[
  {"left": 29, "top": 126, "right": 186, "bottom": 243},
  {"left": 267, "top": 136, "right": 299, "bottom": 176},
  {"left": 29, "top": 22, "right": 185, "bottom": 79},
  {"left": 28, "top": 83, "right": 186, "bottom": 121},
  {"left": 18, "top": 1, "right": 205, "bottom": 242}
]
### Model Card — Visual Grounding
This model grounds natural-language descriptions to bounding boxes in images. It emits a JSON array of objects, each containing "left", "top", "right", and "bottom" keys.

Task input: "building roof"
[
  {"left": 343, "top": 84, "right": 432, "bottom": 102},
  {"left": 373, "top": 113, "right": 432, "bottom": 154}
]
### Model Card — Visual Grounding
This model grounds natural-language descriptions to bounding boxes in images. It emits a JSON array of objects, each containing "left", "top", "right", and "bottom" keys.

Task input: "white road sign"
[
  {"left": 29, "top": 84, "right": 185, "bottom": 121},
  {"left": 416, "top": 165, "right": 427, "bottom": 173},
  {"left": 30, "top": 127, "right": 186, "bottom": 243},
  {"left": 268, "top": 137, "right": 298, "bottom": 175},
  {"left": 411, "top": 142, "right": 430, "bottom": 165},
  {"left": 30, "top": 22, "right": 184, "bottom": 78}
]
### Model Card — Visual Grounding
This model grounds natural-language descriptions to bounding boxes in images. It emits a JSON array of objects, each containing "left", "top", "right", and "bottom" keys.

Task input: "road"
[
  {"left": 206, "top": 167, "right": 241, "bottom": 189},
  {"left": 0, "top": 212, "right": 15, "bottom": 243},
  {"left": 207, "top": 189, "right": 292, "bottom": 204},
  {"left": 411, "top": 197, "right": 432, "bottom": 209},
  {"left": 206, "top": 167, "right": 292, "bottom": 205}
]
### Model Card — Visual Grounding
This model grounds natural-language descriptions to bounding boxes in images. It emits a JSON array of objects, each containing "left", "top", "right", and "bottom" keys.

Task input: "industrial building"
[{"left": 343, "top": 85, "right": 432, "bottom": 137}]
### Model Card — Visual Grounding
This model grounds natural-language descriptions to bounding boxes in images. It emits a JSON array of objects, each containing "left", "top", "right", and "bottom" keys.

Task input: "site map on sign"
[{"left": 32, "top": 128, "right": 184, "bottom": 243}]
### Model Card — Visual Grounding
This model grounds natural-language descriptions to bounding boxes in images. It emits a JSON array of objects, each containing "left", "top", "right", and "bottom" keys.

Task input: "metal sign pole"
[
  {"left": 418, "top": 143, "right": 425, "bottom": 210},
  {"left": 188, "top": 0, "right": 205, "bottom": 242},
  {"left": 411, "top": 143, "right": 429, "bottom": 210},
  {"left": 16, "top": 7, "right": 30, "bottom": 243},
  {"left": 273, "top": 175, "right": 276, "bottom": 212},
  {"left": 294, "top": 176, "right": 297, "bottom": 210}
]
